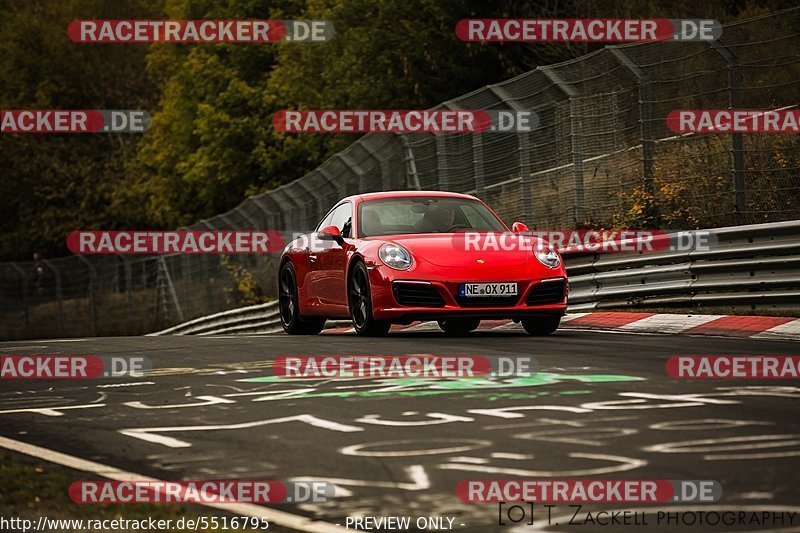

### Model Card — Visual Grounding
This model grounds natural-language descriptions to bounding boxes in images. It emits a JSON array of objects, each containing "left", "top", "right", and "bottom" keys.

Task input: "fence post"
[
  {"left": 538, "top": 68, "right": 583, "bottom": 225},
  {"left": 399, "top": 135, "right": 422, "bottom": 190},
  {"left": 608, "top": 46, "right": 656, "bottom": 223},
  {"left": 472, "top": 134, "right": 485, "bottom": 198},
  {"left": 359, "top": 139, "right": 389, "bottom": 193},
  {"left": 272, "top": 186, "right": 308, "bottom": 232},
  {"left": 122, "top": 256, "right": 134, "bottom": 332},
  {"left": 9, "top": 264, "right": 30, "bottom": 338},
  {"left": 338, "top": 152, "right": 370, "bottom": 197},
  {"left": 77, "top": 256, "right": 98, "bottom": 336},
  {"left": 216, "top": 213, "right": 234, "bottom": 230},
  {"left": 317, "top": 166, "right": 345, "bottom": 200},
  {"left": 297, "top": 175, "right": 324, "bottom": 226},
  {"left": 158, "top": 256, "right": 184, "bottom": 323},
  {"left": 435, "top": 135, "right": 450, "bottom": 191},
  {"left": 709, "top": 41, "right": 745, "bottom": 225},
  {"left": 248, "top": 196, "right": 276, "bottom": 228},
  {"left": 42, "top": 260, "right": 63, "bottom": 337},
  {"left": 485, "top": 84, "right": 534, "bottom": 223}
]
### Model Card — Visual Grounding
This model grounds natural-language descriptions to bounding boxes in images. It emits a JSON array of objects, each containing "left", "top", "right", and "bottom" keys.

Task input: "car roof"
[{"left": 345, "top": 190, "right": 479, "bottom": 203}]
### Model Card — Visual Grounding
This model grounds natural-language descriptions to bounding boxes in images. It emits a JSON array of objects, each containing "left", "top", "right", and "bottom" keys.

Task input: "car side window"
[
  {"left": 329, "top": 202, "right": 353, "bottom": 238},
  {"left": 316, "top": 207, "right": 336, "bottom": 231}
]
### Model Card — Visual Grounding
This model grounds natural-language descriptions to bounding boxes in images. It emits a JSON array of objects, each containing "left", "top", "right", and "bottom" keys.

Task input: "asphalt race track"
[{"left": 1, "top": 326, "right": 799, "bottom": 532}]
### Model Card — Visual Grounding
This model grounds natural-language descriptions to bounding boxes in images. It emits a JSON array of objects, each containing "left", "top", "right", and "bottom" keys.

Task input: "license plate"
[{"left": 460, "top": 282, "right": 518, "bottom": 297}]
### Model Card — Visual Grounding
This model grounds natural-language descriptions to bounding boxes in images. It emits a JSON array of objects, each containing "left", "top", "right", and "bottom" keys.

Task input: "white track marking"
[
  {"left": 467, "top": 405, "right": 591, "bottom": 419},
  {"left": 355, "top": 413, "right": 473, "bottom": 426},
  {"left": 97, "top": 382, "right": 155, "bottom": 388},
  {"left": 617, "top": 313, "right": 724, "bottom": 333},
  {"left": 0, "top": 404, "right": 105, "bottom": 417},
  {"left": 644, "top": 434, "right": 800, "bottom": 461},
  {"left": 753, "top": 318, "right": 800, "bottom": 341},
  {"left": 440, "top": 452, "right": 645, "bottom": 476},
  {"left": 340, "top": 439, "right": 491, "bottom": 457},
  {"left": 120, "top": 415, "right": 363, "bottom": 448},
  {"left": 399, "top": 322, "right": 442, "bottom": 332},
  {"left": 491, "top": 452, "right": 534, "bottom": 460},
  {"left": 559, "top": 313, "right": 591, "bottom": 323},
  {"left": 291, "top": 464, "right": 430, "bottom": 492},
  {"left": 0, "top": 435, "right": 348, "bottom": 532},
  {"left": 123, "top": 395, "right": 235, "bottom": 409}
]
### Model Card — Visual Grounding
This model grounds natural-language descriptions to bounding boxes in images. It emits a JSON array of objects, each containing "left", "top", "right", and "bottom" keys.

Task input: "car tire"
[
  {"left": 279, "top": 262, "right": 326, "bottom": 335},
  {"left": 437, "top": 318, "right": 480, "bottom": 335},
  {"left": 348, "top": 261, "right": 391, "bottom": 336},
  {"left": 521, "top": 316, "right": 561, "bottom": 335}
]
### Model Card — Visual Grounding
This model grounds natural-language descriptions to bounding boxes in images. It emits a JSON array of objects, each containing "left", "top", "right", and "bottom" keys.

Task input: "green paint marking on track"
[{"left": 235, "top": 372, "right": 643, "bottom": 400}]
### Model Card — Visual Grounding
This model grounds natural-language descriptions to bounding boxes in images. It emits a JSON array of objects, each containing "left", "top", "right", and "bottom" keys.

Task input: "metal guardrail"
[
  {"left": 152, "top": 220, "right": 800, "bottom": 335},
  {"left": 149, "top": 301, "right": 282, "bottom": 336},
  {"left": 563, "top": 220, "right": 800, "bottom": 312}
]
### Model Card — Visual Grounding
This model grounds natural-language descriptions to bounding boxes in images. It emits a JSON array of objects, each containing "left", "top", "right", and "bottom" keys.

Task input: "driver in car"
[{"left": 424, "top": 206, "right": 456, "bottom": 232}]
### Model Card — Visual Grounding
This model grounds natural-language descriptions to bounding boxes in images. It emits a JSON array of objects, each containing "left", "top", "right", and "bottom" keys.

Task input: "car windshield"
[{"left": 358, "top": 196, "right": 507, "bottom": 237}]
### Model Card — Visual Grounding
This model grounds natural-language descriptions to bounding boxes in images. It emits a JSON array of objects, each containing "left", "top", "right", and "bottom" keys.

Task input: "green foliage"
[
  {"left": 219, "top": 255, "right": 268, "bottom": 305},
  {"left": 2, "top": 0, "right": 799, "bottom": 260},
  {"left": 0, "top": 0, "right": 161, "bottom": 261}
]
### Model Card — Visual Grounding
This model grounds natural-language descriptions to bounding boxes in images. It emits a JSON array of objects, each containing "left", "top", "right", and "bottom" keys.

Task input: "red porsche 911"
[{"left": 278, "top": 191, "right": 568, "bottom": 336}]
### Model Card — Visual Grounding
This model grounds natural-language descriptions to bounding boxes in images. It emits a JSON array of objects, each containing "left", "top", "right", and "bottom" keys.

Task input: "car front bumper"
[{"left": 367, "top": 264, "right": 568, "bottom": 322}]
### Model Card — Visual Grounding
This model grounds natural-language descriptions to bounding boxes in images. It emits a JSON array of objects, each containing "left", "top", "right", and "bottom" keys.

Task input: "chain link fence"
[{"left": 3, "top": 9, "right": 800, "bottom": 339}]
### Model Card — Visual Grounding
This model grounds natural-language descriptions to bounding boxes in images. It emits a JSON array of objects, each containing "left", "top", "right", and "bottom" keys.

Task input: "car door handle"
[{"left": 309, "top": 254, "right": 318, "bottom": 263}]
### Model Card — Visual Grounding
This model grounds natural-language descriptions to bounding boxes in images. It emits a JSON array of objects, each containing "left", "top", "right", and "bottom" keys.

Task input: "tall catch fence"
[{"left": 3, "top": 9, "right": 800, "bottom": 339}]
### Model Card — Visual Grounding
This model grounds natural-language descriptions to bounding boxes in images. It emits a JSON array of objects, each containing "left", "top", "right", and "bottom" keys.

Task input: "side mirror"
[
  {"left": 511, "top": 222, "right": 529, "bottom": 233},
  {"left": 318, "top": 225, "right": 344, "bottom": 245}
]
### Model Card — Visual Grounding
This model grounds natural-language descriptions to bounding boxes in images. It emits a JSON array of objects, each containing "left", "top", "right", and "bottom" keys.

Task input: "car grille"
[
  {"left": 527, "top": 279, "right": 567, "bottom": 305},
  {"left": 393, "top": 282, "right": 445, "bottom": 307}
]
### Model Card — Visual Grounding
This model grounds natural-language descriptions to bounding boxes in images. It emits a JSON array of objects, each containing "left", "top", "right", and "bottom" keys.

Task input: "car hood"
[{"left": 382, "top": 233, "right": 530, "bottom": 267}]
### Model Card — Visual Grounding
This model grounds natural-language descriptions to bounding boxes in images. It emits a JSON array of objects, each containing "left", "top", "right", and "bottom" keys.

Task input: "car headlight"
[
  {"left": 534, "top": 245, "right": 561, "bottom": 268},
  {"left": 379, "top": 243, "right": 413, "bottom": 270}
]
